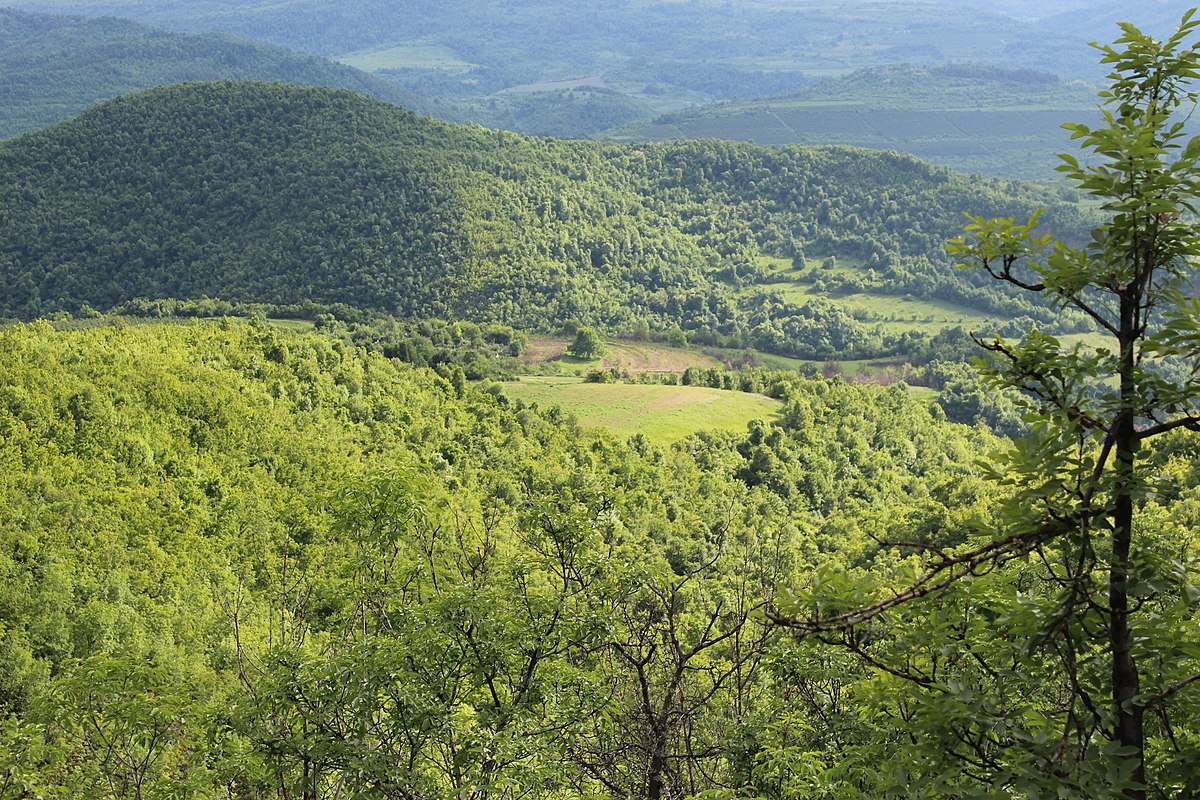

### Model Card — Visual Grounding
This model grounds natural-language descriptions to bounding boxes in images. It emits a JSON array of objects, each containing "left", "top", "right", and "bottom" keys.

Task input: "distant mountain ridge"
[
  {"left": 5, "top": 0, "right": 1108, "bottom": 127},
  {"left": 601, "top": 64, "right": 1103, "bottom": 179},
  {"left": 1039, "top": 1, "right": 1198, "bottom": 41},
  {"left": 0, "top": 82, "right": 1089, "bottom": 355},
  {"left": 0, "top": 8, "right": 432, "bottom": 138},
  {"left": 6, "top": 0, "right": 1177, "bottom": 143}
]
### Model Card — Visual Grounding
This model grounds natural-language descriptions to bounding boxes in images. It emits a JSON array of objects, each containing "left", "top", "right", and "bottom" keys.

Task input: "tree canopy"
[
  {"left": 566, "top": 327, "right": 605, "bottom": 359},
  {"left": 0, "top": 317, "right": 1003, "bottom": 798},
  {"left": 771, "top": 11, "right": 1200, "bottom": 798},
  {"left": 0, "top": 81, "right": 1091, "bottom": 357}
]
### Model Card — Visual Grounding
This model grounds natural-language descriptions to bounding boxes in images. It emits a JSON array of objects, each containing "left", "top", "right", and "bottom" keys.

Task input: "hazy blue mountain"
[
  {"left": 6, "top": 0, "right": 1170, "bottom": 140},
  {"left": 2, "top": 1, "right": 1108, "bottom": 108},
  {"left": 1039, "top": 0, "right": 1197, "bottom": 41},
  {"left": 602, "top": 64, "right": 1105, "bottom": 180},
  {"left": 0, "top": 7, "right": 433, "bottom": 138}
]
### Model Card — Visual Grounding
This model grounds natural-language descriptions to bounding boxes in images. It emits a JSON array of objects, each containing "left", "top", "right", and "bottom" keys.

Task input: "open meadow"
[
  {"left": 500, "top": 376, "right": 781, "bottom": 444},
  {"left": 520, "top": 336, "right": 724, "bottom": 374}
]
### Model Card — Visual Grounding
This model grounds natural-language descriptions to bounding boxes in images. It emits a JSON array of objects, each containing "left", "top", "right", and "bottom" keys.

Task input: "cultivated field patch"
[
  {"left": 501, "top": 376, "right": 781, "bottom": 444},
  {"left": 521, "top": 337, "right": 723, "bottom": 373},
  {"left": 338, "top": 43, "right": 473, "bottom": 72},
  {"left": 505, "top": 76, "right": 610, "bottom": 94}
]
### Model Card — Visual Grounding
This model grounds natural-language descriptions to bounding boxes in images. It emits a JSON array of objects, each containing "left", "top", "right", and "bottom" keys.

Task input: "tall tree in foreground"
[{"left": 771, "top": 12, "right": 1200, "bottom": 799}]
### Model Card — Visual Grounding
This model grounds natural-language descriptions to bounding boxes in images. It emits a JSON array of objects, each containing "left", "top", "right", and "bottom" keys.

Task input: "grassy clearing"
[
  {"left": 835, "top": 293, "right": 996, "bottom": 335},
  {"left": 907, "top": 386, "right": 940, "bottom": 402},
  {"left": 750, "top": 351, "right": 876, "bottom": 375},
  {"left": 746, "top": 276, "right": 995, "bottom": 335},
  {"left": 1057, "top": 331, "right": 1110, "bottom": 352},
  {"left": 337, "top": 43, "right": 473, "bottom": 72},
  {"left": 521, "top": 337, "right": 723, "bottom": 374},
  {"left": 501, "top": 376, "right": 781, "bottom": 444},
  {"left": 744, "top": 258, "right": 996, "bottom": 335},
  {"left": 267, "top": 318, "right": 316, "bottom": 333},
  {"left": 504, "top": 76, "right": 610, "bottom": 95}
]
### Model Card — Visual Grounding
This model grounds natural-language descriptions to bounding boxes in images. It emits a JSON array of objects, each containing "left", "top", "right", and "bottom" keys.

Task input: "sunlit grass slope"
[{"left": 502, "top": 376, "right": 781, "bottom": 444}]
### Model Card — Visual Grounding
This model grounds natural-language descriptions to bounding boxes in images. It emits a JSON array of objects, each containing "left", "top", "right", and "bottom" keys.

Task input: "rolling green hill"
[
  {"left": 602, "top": 64, "right": 1104, "bottom": 179},
  {"left": 0, "top": 8, "right": 432, "bottom": 139},
  {"left": 0, "top": 81, "right": 1091, "bottom": 358}
]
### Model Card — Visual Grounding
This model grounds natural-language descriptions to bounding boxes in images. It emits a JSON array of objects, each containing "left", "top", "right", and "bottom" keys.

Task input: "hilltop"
[{"left": 0, "top": 81, "right": 1091, "bottom": 357}]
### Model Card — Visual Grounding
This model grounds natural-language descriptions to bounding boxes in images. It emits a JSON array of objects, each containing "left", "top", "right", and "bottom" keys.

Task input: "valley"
[
  {"left": 0, "top": 2, "right": 1199, "bottom": 799},
  {"left": 0, "top": 8, "right": 431, "bottom": 139}
]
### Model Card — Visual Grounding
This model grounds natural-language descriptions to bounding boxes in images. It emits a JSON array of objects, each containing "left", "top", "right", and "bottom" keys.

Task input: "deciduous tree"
[{"left": 771, "top": 12, "right": 1200, "bottom": 799}]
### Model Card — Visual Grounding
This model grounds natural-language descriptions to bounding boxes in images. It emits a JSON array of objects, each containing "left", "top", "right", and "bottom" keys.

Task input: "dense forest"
[
  {"left": 0, "top": 8, "right": 430, "bottom": 140},
  {"left": 0, "top": 318, "right": 1025, "bottom": 797},
  {"left": 0, "top": 81, "right": 1093, "bottom": 358},
  {"left": 0, "top": 296, "right": 1196, "bottom": 798},
  {"left": 2, "top": 5, "right": 1200, "bottom": 799}
]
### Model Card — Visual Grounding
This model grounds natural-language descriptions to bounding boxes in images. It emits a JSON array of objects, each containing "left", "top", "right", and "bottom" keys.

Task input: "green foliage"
[
  {"left": 774, "top": 12, "right": 1200, "bottom": 798},
  {"left": 0, "top": 317, "right": 1002, "bottom": 798},
  {"left": 35, "top": 654, "right": 215, "bottom": 798},
  {"left": 927, "top": 360, "right": 1026, "bottom": 437},
  {"left": 0, "top": 81, "right": 1090, "bottom": 358},
  {"left": 566, "top": 327, "right": 605, "bottom": 359}
]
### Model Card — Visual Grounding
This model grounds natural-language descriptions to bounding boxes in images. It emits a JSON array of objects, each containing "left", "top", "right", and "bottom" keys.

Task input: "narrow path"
[{"left": 768, "top": 110, "right": 798, "bottom": 139}]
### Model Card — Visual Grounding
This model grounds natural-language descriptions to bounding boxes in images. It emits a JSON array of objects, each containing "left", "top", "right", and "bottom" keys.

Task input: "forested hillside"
[
  {"left": 2, "top": 6, "right": 1200, "bottom": 799},
  {"left": 3, "top": 309, "right": 1198, "bottom": 797},
  {"left": 603, "top": 64, "right": 1103, "bottom": 179},
  {"left": 0, "top": 318, "right": 1004, "bottom": 798},
  {"left": 0, "top": 8, "right": 430, "bottom": 139},
  {"left": 0, "top": 81, "right": 1092, "bottom": 357}
]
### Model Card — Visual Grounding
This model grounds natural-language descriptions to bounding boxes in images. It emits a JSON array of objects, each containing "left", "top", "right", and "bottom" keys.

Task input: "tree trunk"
[
  {"left": 1112, "top": 300, "right": 1145, "bottom": 800},
  {"left": 647, "top": 734, "right": 668, "bottom": 800}
]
